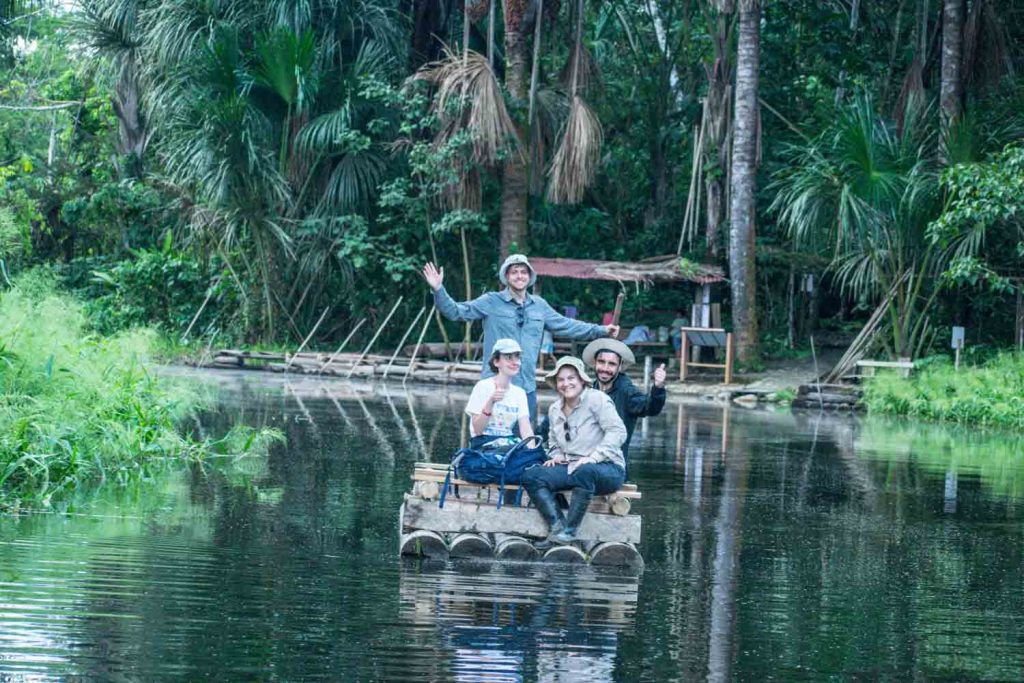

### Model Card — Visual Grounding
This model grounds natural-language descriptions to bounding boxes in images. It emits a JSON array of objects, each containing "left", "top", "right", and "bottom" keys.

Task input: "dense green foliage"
[
  {"left": 863, "top": 353, "right": 1024, "bottom": 428},
  {"left": 0, "top": 1, "right": 1021, "bottom": 360},
  {"left": 0, "top": 272, "right": 280, "bottom": 509}
]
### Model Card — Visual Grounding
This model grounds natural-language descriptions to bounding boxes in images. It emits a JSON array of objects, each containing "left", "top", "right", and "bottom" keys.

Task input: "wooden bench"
[
  {"left": 855, "top": 359, "right": 915, "bottom": 378},
  {"left": 411, "top": 462, "right": 640, "bottom": 516}
]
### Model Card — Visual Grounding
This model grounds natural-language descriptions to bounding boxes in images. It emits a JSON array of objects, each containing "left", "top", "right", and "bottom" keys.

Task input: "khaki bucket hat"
[
  {"left": 582, "top": 337, "right": 636, "bottom": 369},
  {"left": 497, "top": 254, "right": 537, "bottom": 287},
  {"left": 544, "top": 356, "right": 593, "bottom": 389}
]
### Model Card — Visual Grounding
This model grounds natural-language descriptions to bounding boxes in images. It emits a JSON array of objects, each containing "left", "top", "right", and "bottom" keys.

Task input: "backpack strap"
[
  {"left": 439, "top": 451, "right": 465, "bottom": 509},
  {"left": 439, "top": 465, "right": 451, "bottom": 508}
]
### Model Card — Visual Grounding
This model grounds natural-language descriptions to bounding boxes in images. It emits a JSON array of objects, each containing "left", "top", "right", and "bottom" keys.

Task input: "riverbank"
[
  {"left": 0, "top": 275, "right": 278, "bottom": 510},
  {"left": 863, "top": 353, "right": 1024, "bottom": 429}
]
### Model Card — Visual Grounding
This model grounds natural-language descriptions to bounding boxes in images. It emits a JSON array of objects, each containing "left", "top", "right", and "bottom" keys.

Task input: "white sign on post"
[
  {"left": 951, "top": 326, "right": 965, "bottom": 371},
  {"left": 950, "top": 326, "right": 965, "bottom": 349}
]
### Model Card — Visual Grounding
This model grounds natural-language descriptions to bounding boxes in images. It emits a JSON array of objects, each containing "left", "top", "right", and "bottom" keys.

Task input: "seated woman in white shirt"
[{"left": 464, "top": 338, "right": 534, "bottom": 449}]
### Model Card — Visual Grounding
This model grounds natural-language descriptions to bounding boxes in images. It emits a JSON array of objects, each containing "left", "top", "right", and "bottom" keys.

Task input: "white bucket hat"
[{"left": 498, "top": 254, "right": 537, "bottom": 287}]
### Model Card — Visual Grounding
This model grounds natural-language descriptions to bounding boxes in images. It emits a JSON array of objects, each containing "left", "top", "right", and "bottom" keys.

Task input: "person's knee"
[
  {"left": 572, "top": 463, "right": 622, "bottom": 494},
  {"left": 570, "top": 464, "right": 600, "bottom": 493},
  {"left": 521, "top": 466, "right": 545, "bottom": 490}
]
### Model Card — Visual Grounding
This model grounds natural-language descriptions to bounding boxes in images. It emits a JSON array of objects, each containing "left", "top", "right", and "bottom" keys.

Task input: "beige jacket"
[{"left": 545, "top": 388, "right": 626, "bottom": 470}]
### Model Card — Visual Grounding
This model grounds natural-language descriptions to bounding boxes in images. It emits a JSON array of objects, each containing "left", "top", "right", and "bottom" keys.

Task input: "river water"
[{"left": 2, "top": 369, "right": 1024, "bottom": 681}]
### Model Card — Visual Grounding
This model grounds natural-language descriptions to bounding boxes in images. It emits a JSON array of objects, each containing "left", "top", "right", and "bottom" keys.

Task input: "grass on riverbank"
[
  {"left": 863, "top": 353, "right": 1024, "bottom": 428},
  {"left": 0, "top": 272, "right": 280, "bottom": 510}
]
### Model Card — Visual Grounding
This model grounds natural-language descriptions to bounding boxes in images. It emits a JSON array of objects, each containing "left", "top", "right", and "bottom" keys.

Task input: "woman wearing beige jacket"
[{"left": 521, "top": 356, "right": 627, "bottom": 547}]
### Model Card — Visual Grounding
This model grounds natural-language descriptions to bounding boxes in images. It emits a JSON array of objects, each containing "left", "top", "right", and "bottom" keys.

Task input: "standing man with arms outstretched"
[{"left": 422, "top": 254, "right": 619, "bottom": 420}]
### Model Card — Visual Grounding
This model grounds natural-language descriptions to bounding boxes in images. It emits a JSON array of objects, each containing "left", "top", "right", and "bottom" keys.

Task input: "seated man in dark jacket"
[{"left": 537, "top": 337, "right": 666, "bottom": 464}]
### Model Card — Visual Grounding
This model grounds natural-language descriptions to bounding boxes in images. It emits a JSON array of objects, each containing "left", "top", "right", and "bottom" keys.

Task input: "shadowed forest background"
[{"left": 0, "top": 0, "right": 1022, "bottom": 366}]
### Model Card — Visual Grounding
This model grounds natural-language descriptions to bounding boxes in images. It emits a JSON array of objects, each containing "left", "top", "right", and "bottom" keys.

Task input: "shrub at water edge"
[
  {"left": 0, "top": 272, "right": 279, "bottom": 509},
  {"left": 863, "top": 354, "right": 1024, "bottom": 428}
]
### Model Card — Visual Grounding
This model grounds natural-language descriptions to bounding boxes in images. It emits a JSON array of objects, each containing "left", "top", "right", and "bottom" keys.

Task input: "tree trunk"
[
  {"left": 408, "top": 0, "right": 454, "bottom": 69},
  {"left": 727, "top": 0, "right": 760, "bottom": 364},
  {"left": 703, "top": 7, "right": 733, "bottom": 256},
  {"left": 111, "top": 64, "right": 148, "bottom": 178},
  {"left": 939, "top": 0, "right": 963, "bottom": 138},
  {"left": 499, "top": 16, "right": 529, "bottom": 258}
]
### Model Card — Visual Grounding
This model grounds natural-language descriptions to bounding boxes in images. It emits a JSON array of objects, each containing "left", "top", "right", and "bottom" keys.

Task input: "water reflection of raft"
[{"left": 399, "top": 462, "right": 644, "bottom": 568}]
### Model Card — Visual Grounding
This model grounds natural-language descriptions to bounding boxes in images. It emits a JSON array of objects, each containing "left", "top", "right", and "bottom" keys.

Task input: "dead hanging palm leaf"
[
  {"left": 546, "top": 0, "right": 602, "bottom": 204},
  {"left": 558, "top": 44, "right": 602, "bottom": 95},
  {"left": 963, "top": 0, "right": 1012, "bottom": 92},
  {"left": 893, "top": 54, "right": 925, "bottom": 135},
  {"left": 440, "top": 166, "right": 482, "bottom": 211},
  {"left": 547, "top": 94, "right": 603, "bottom": 204},
  {"left": 529, "top": 88, "right": 568, "bottom": 195},
  {"left": 413, "top": 47, "right": 523, "bottom": 165}
]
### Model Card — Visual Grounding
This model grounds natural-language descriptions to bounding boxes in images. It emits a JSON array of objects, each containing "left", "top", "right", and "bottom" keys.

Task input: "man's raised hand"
[
  {"left": 605, "top": 324, "right": 621, "bottom": 339},
  {"left": 422, "top": 262, "right": 444, "bottom": 291}
]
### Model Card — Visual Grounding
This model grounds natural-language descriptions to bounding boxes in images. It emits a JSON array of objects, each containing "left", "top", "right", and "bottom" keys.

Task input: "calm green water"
[{"left": 3, "top": 369, "right": 1024, "bottom": 681}]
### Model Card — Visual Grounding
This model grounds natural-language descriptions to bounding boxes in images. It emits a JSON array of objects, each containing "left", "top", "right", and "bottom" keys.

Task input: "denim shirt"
[{"left": 433, "top": 285, "right": 606, "bottom": 393}]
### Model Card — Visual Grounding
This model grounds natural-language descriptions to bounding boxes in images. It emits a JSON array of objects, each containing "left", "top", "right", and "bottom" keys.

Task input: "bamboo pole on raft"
[
  {"left": 383, "top": 306, "right": 427, "bottom": 379},
  {"left": 319, "top": 317, "right": 367, "bottom": 375},
  {"left": 347, "top": 297, "right": 403, "bottom": 378},
  {"left": 404, "top": 305, "right": 435, "bottom": 386},
  {"left": 285, "top": 306, "right": 330, "bottom": 371}
]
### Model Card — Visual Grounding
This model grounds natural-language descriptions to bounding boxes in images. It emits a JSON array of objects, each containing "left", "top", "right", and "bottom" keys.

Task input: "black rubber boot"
[
  {"left": 529, "top": 487, "right": 566, "bottom": 549},
  {"left": 552, "top": 489, "right": 593, "bottom": 544}
]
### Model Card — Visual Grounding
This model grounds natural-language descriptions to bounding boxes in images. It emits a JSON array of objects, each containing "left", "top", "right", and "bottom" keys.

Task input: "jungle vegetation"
[{"left": 0, "top": 0, "right": 1021, "bottom": 367}]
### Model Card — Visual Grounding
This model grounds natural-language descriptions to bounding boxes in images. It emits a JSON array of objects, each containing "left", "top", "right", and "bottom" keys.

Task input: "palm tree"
[
  {"left": 137, "top": 0, "right": 403, "bottom": 340},
  {"left": 771, "top": 97, "right": 947, "bottom": 360},
  {"left": 728, "top": 0, "right": 759, "bottom": 364},
  {"left": 75, "top": 0, "right": 152, "bottom": 177}
]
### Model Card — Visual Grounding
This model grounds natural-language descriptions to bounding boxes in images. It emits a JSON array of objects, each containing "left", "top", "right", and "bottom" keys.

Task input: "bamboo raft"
[{"left": 399, "top": 462, "right": 644, "bottom": 568}]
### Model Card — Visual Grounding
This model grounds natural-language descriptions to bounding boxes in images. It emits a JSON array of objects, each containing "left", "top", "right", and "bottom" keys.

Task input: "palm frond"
[
  {"left": 547, "top": 94, "right": 603, "bottom": 204},
  {"left": 413, "top": 47, "right": 522, "bottom": 165},
  {"left": 316, "top": 150, "right": 387, "bottom": 214}
]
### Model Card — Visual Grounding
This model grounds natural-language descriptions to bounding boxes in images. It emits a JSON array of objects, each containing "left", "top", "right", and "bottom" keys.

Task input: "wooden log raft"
[
  {"left": 401, "top": 496, "right": 642, "bottom": 545},
  {"left": 399, "top": 460, "right": 645, "bottom": 567}
]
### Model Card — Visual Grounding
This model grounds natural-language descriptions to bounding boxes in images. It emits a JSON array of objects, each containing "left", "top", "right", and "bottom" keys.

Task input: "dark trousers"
[{"left": 521, "top": 461, "right": 625, "bottom": 497}]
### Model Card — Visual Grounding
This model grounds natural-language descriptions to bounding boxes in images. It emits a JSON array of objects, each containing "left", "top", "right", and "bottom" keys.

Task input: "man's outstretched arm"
[{"left": 422, "top": 262, "right": 489, "bottom": 321}]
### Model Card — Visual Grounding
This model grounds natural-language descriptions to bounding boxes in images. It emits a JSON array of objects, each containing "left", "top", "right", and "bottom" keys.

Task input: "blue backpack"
[{"left": 439, "top": 435, "right": 547, "bottom": 509}]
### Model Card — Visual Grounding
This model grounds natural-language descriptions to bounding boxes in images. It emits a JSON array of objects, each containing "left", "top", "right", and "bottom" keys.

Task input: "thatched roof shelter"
[{"left": 529, "top": 255, "right": 725, "bottom": 285}]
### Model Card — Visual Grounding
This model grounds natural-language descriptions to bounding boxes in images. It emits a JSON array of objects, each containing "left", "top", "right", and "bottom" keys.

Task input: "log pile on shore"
[
  {"left": 790, "top": 383, "right": 863, "bottom": 411},
  {"left": 200, "top": 349, "right": 544, "bottom": 385}
]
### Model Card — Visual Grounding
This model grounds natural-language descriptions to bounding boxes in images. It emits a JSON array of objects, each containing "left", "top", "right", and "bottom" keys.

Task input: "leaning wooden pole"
[
  {"left": 404, "top": 305, "right": 436, "bottom": 386},
  {"left": 383, "top": 306, "right": 427, "bottom": 379},
  {"left": 319, "top": 317, "right": 367, "bottom": 375},
  {"left": 285, "top": 306, "right": 331, "bottom": 371},
  {"left": 348, "top": 297, "right": 403, "bottom": 378},
  {"left": 180, "top": 278, "right": 219, "bottom": 343}
]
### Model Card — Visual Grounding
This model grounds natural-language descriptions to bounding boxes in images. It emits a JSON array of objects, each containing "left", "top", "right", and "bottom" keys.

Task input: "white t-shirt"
[{"left": 465, "top": 377, "right": 530, "bottom": 441}]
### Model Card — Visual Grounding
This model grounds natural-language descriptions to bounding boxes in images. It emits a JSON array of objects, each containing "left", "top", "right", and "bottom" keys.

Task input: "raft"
[{"left": 399, "top": 462, "right": 644, "bottom": 568}]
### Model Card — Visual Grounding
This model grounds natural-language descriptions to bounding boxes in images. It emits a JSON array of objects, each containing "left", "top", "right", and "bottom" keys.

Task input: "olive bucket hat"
[
  {"left": 544, "top": 356, "right": 593, "bottom": 389},
  {"left": 498, "top": 254, "right": 537, "bottom": 287}
]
